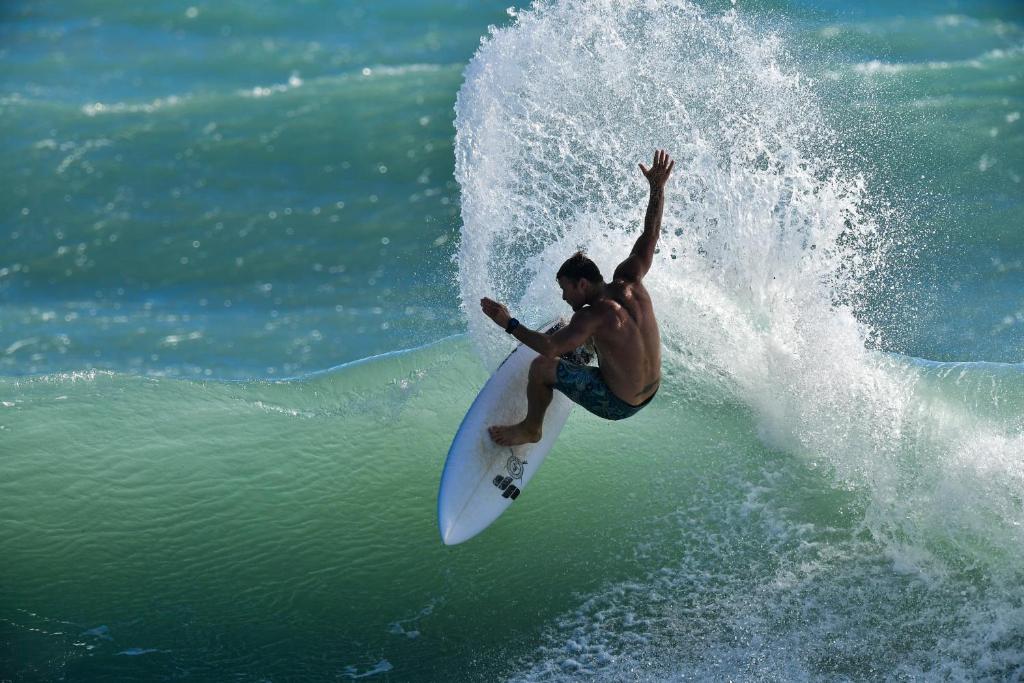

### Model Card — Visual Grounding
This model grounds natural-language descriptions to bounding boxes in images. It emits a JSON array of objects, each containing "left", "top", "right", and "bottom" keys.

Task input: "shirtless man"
[{"left": 480, "top": 149, "right": 673, "bottom": 446}]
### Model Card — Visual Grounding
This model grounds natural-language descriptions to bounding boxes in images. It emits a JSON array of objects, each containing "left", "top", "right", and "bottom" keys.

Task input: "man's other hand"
[{"left": 480, "top": 297, "right": 512, "bottom": 329}]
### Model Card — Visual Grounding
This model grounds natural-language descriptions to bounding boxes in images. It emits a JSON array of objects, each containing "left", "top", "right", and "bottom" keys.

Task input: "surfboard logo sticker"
[
  {"left": 492, "top": 475, "right": 521, "bottom": 500},
  {"left": 506, "top": 454, "right": 525, "bottom": 479}
]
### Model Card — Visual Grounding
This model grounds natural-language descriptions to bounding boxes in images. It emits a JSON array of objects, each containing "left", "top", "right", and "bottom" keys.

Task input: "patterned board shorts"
[{"left": 554, "top": 360, "right": 657, "bottom": 421}]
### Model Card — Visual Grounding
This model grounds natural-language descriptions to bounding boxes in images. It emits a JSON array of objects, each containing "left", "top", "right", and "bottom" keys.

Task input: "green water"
[{"left": 3, "top": 339, "right": 1021, "bottom": 679}]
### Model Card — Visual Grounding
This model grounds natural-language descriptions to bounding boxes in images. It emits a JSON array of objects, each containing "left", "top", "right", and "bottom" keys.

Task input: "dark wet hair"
[{"left": 556, "top": 251, "right": 603, "bottom": 284}]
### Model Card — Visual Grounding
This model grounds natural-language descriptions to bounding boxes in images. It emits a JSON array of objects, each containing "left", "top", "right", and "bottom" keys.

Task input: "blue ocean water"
[{"left": 1, "top": 0, "right": 1022, "bottom": 681}]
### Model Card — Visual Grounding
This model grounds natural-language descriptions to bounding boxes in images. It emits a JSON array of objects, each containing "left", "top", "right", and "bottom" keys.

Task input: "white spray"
[{"left": 455, "top": 0, "right": 1023, "bottom": 581}]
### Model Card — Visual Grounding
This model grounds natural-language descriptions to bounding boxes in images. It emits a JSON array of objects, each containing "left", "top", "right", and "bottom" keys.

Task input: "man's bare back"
[
  {"left": 479, "top": 149, "right": 674, "bottom": 445},
  {"left": 576, "top": 279, "right": 660, "bottom": 405}
]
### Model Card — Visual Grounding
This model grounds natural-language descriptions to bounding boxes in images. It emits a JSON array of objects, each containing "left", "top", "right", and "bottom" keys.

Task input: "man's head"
[{"left": 556, "top": 251, "right": 604, "bottom": 311}]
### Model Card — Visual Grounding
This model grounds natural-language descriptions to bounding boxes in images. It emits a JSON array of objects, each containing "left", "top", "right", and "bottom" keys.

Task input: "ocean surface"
[{"left": 1, "top": 0, "right": 1022, "bottom": 680}]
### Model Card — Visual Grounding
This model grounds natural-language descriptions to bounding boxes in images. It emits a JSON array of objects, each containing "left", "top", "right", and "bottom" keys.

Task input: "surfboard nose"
[
  {"left": 438, "top": 494, "right": 495, "bottom": 545},
  {"left": 438, "top": 515, "right": 479, "bottom": 545},
  {"left": 439, "top": 525, "right": 460, "bottom": 545}
]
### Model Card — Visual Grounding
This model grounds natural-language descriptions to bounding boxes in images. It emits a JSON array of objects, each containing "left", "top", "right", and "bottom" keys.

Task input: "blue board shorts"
[{"left": 554, "top": 360, "right": 657, "bottom": 421}]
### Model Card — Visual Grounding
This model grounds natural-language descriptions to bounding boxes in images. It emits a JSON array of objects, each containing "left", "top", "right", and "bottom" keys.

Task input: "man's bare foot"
[{"left": 488, "top": 422, "right": 541, "bottom": 446}]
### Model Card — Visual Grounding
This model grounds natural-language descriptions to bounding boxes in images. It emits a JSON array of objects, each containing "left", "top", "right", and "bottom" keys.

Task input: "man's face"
[{"left": 557, "top": 276, "right": 586, "bottom": 311}]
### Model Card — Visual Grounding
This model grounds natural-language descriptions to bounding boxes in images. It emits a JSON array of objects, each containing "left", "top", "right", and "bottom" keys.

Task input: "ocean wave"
[
  {"left": 454, "top": 0, "right": 1023, "bottom": 597},
  {"left": 72, "top": 63, "right": 461, "bottom": 116},
  {"left": 81, "top": 94, "right": 189, "bottom": 117},
  {"left": 849, "top": 44, "right": 1024, "bottom": 76},
  {"left": 901, "top": 354, "right": 1024, "bottom": 371},
  {"left": 2, "top": 319, "right": 1020, "bottom": 680},
  {"left": 818, "top": 14, "right": 1023, "bottom": 40}
]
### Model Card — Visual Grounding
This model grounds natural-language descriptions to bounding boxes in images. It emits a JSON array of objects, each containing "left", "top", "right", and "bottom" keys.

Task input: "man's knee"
[{"left": 529, "top": 355, "right": 558, "bottom": 384}]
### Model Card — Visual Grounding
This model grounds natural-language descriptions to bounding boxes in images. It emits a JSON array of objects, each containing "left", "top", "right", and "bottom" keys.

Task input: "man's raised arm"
[{"left": 614, "top": 149, "right": 674, "bottom": 282}]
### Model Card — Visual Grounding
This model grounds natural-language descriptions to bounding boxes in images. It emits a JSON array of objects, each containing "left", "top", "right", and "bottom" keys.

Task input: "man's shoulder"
[
  {"left": 604, "top": 279, "right": 649, "bottom": 303},
  {"left": 586, "top": 297, "right": 619, "bottom": 313},
  {"left": 610, "top": 275, "right": 648, "bottom": 290},
  {"left": 584, "top": 298, "right": 626, "bottom": 329}
]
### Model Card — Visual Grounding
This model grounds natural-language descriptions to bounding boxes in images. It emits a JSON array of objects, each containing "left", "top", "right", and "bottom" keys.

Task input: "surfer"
[{"left": 480, "top": 149, "right": 673, "bottom": 446}]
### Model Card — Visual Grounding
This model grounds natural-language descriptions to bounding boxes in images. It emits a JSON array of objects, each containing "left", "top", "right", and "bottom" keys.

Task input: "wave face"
[
  {"left": 2, "top": 340, "right": 1021, "bottom": 681},
  {"left": 455, "top": 1, "right": 1023, "bottom": 677}
]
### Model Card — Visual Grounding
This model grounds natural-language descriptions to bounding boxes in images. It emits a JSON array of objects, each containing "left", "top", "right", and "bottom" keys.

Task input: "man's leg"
[{"left": 488, "top": 355, "right": 558, "bottom": 446}]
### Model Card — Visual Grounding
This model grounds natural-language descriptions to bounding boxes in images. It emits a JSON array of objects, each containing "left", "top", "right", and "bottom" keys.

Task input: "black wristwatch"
[{"left": 505, "top": 317, "right": 520, "bottom": 334}]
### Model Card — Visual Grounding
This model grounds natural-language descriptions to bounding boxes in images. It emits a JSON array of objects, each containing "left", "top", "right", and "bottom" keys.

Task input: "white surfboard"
[{"left": 438, "top": 321, "right": 591, "bottom": 545}]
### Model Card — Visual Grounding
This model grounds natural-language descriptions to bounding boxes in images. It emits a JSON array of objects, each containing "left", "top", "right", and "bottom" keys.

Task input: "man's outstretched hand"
[
  {"left": 639, "top": 149, "right": 674, "bottom": 189},
  {"left": 480, "top": 297, "right": 512, "bottom": 329}
]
